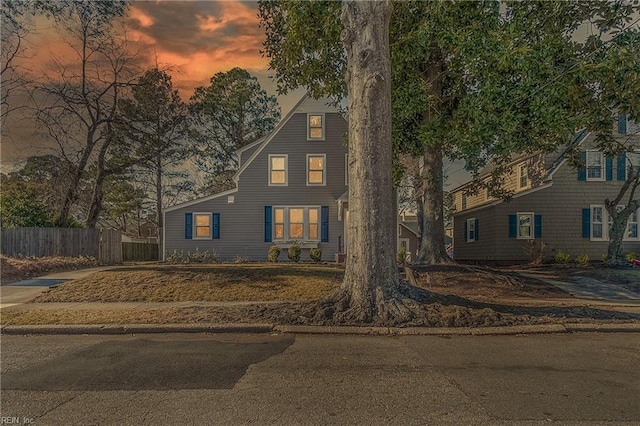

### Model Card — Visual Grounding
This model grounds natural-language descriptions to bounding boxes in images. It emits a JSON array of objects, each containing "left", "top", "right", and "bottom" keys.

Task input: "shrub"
[
  {"left": 626, "top": 252, "right": 638, "bottom": 262},
  {"left": 267, "top": 245, "right": 281, "bottom": 262},
  {"left": 187, "top": 247, "right": 217, "bottom": 263},
  {"left": 602, "top": 254, "right": 609, "bottom": 263},
  {"left": 309, "top": 248, "right": 322, "bottom": 262},
  {"left": 166, "top": 250, "right": 184, "bottom": 263},
  {"left": 574, "top": 253, "right": 589, "bottom": 266},
  {"left": 232, "top": 255, "right": 250, "bottom": 263},
  {"left": 165, "top": 248, "right": 216, "bottom": 263},
  {"left": 554, "top": 251, "right": 571, "bottom": 264},
  {"left": 287, "top": 244, "right": 301, "bottom": 262},
  {"left": 523, "top": 240, "right": 549, "bottom": 265},
  {"left": 396, "top": 246, "right": 407, "bottom": 264}
]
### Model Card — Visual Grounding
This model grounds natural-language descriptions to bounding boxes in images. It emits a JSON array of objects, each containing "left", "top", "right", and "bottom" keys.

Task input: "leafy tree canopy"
[{"left": 189, "top": 67, "right": 281, "bottom": 194}]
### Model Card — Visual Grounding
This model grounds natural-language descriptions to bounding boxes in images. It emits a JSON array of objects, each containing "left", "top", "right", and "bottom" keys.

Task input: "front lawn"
[{"left": 34, "top": 264, "right": 344, "bottom": 303}]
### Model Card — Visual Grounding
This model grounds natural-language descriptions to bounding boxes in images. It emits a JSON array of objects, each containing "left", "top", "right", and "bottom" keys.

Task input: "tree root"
[{"left": 290, "top": 279, "right": 449, "bottom": 327}]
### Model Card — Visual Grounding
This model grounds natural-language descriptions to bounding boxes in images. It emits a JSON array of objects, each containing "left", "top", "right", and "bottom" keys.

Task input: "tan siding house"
[{"left": 452, "top": 124, "right": 640, "bottom": 262}]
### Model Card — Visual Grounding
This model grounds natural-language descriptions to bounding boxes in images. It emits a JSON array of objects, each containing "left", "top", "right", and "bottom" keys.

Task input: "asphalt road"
[{"left": 1, "top": 332, "right": 639, "bottom": 425}]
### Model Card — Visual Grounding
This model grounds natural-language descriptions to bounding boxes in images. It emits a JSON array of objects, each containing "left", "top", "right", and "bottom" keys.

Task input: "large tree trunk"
[
  {"left": 414, "top": 48, "right": 450, "bottom": 265},
  {"left": 416, "top": 143, "right": 451, "bottom": 264},
  {"left": 334, "top": 0, "right": 404, "bottom": 322}
]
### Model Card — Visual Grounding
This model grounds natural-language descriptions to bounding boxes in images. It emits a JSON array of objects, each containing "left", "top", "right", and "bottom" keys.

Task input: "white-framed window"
[
  {"left": 269, "top": 154, "right": 288, "bottom": 186},
  {"left": 517, "top": 212, "right": 534, "bottom": 239},
  {"left": 466, "top": 218, "right": 476, "bottom": 242},
  {"left": 590, "top": 205, "right": 605, "bottom": 240},
  {"left": 307, "top": 154, "right": 326, "bottom": 186},
  {"left": 274, "top": 207, "right": 285, "bottom": 239},
  {"left": 586, "top": 151, "right": 604, "bottom": 181},
  {"left": 589, "top": 205, "right": 640, "bottom": 241},
  {"left": 307, "top": 113, "right": 325, "bottom": 140},
  {"left": 273, "top": 206, "right": 321, "bottom": 241},
  {"left": 193, "top": 213, "right": 211, "bottom": 239},
  {"left": 628, "top": 152, "right": 640, "bottom": 176},
  {"left": 308, "top": 208, "right": 319, "bottom": 239},
  {"left": 627, "top": 209, "right": 639, "bottom": 240},
  {"left": 518, "top": 162, "right": 529, "bottom": 189}
]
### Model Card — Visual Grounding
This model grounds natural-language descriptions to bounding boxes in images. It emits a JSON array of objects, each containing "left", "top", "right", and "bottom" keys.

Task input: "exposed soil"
[
  {"left": 0, "top": 255, "right": 101, "bottom": 284},
  {"left": 411, "top": 264, "right": 569, "bottom": 302}
]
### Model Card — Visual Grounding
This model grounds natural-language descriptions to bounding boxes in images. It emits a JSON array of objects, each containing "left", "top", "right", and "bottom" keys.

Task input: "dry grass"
[
  {"left": 0, "top": 307, "right": 242, "bottom": 325},
  {"left": 1, "top": 255, "right": 101, "bottom": 284},
  {"left": 34, "top": 264, "right": 344, "bottom": 303}
]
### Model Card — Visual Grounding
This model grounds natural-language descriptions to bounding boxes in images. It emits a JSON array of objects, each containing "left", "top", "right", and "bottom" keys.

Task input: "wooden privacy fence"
[
  {"left": 122, "top": 242, "right": 158, "bottom": 261},
  {"left": 1, "top": 228, "right": 122, "bottom": 264}
]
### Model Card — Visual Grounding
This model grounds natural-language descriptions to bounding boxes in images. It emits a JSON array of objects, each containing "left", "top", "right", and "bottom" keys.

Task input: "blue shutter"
[
  {"left": 578, "top": 151, "right": 587, "bottom": 181},
  {"left": 321, "top": 206, "right": 329, "bottom": 242},
  {"left": 606, "top": 157, "right": 613, "bottom": 181},
  {"left": 212, "top": 213, "right": 220, "bottom": 239},
  {"left": 508, "top": 214, "right": 517, "bottom": 238},
  {"left": 185, "top": 213, "right": 193, "bottom": 239},
  {"left": 463, "top": 221, "right": 468, "bottom": 242},
  {"left": 582, "top": 208, "right": 590, "bottom": 238},
  {"left": 618, "top": 113, "right": 627, "bottom": 134},
  {"left": 534, "top": 215, "right": 542, "bottom": 238},
  {"left": 617, "top": 154, "right": 627, "bottom": 181},
  {"left": 264, "top": 206, "right": 272, "bottom": 242},
  {"left": 475, "top": 218, "right": 479, "bottom": 241}
]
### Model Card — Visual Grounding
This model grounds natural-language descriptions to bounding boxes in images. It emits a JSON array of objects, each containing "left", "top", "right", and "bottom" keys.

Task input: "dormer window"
[
  {"left": 308, "top": 114, "right": 325, "bottom": 140},
  {"left": 518, "top": 162, "right": 529, "bottom": 189}
]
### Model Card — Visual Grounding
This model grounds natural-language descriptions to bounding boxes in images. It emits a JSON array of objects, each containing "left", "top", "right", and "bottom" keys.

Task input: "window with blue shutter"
[
  {"left": 321, "top": 206, "right": 329, "bottom": 242},
  {"left": 212, "top": 213, "right": 220, "bottom": 239},
  {"left": 578, "top": 151, "right": 587, "bottom": 181},
  {"left": 582, "top": 208, "right": 590, "bottom": 238},
  {"left": 617, "top": 154, "right": 627, "bottom": 181},
  {"left": 508, "top": 214, "right": 517, "bottom": 238},
  {"left": 264, "top": 206, "right": 272, "bottom": 242},
  {"left": 534, "top": 215, "right": 542, "bottom": 238},
  {"left": 605, "top": 157, "right": 613, "bottom": 181},
  {"left": 185, "top": 213, "right": 193, "bottom": 239},
  {"left": 475, "top": 218, "right": 479, "bottom": 241},
  {"left": 618, "top": 113, "right": 627, "bottom": 135}
]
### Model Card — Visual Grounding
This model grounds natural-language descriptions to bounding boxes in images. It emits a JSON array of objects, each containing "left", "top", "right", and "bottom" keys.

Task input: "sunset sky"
[{"left": 1, "top": 0, "right": 305, "bottom": 168}]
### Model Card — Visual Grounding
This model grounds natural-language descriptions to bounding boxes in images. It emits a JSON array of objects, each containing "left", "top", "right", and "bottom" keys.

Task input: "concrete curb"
[
  {"left": 1, "top": 323, "right": 274, "bottom": 335},
  {"left": 3, "top": 322, "right": 640, "bottom": 336}
]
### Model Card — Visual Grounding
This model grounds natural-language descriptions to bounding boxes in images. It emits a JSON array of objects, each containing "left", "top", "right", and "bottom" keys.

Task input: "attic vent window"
[
  {"left": 308, "top": 114, "right": 325, "bottom": 140},
  {"left": 228, "top": 196, "right": 235, "bottom": 204}
]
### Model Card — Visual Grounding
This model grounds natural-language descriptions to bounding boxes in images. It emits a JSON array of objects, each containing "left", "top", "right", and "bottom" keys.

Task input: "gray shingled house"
[
  {"left": 164, "top": 95, "right": 355, "bottom": 261},
  {"left": 451, "top": 116, "right": 640, "bottom": 262}
]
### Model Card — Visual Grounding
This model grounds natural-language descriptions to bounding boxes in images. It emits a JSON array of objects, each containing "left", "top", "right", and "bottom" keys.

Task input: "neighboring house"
[
  {"left": 451, "top": 116, "right": 640, "bottom": 262},
  {"left": 397, "top": 214, "right": 420, "bottom": 262},
  {"left": 164, "top": 95, "right": 351, "bottom": 261}
]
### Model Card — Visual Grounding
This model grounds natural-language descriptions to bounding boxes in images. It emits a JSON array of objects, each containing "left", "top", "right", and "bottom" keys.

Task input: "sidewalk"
[
  {"left": 0, "top": 266, "right": 123, "bottom": 308},
  {"left": 518, "top": 272, "right": 640, "bottom": 301}
]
